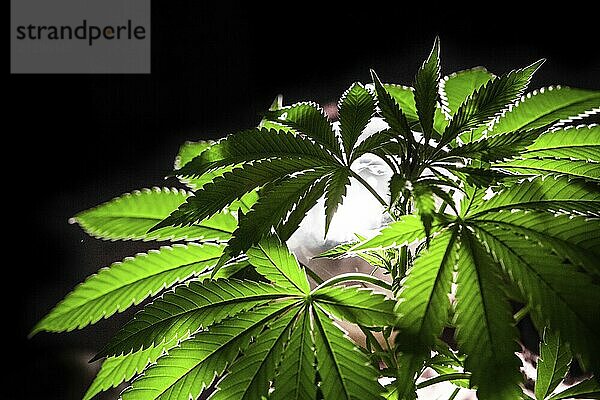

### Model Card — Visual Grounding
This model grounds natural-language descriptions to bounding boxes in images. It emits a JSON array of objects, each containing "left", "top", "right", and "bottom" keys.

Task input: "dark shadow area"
[{"left": 9, "top": 2, "right": 598, "bottom": 399}]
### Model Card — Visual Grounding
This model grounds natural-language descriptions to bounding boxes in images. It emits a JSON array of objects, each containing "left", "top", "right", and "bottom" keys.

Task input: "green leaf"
[
  {"left": 324, "top": 168, "right": 351, "bottom": 236},
  {"left": 454, "top": 232, "right": 523, "bottom": 400},
  {"left": 314, "top": 240, "right": 387, "bottom": 269},
  {"left": 276, "top": 171, "right": 331, "bottom": 242},
  {"left": 339, "top": 82, "right": 376, "bottom": 158},
  {"left": 32, "top": 243, "right": 224, "bottom": 335},
  {"left": 350, "top": 130, "right": 398, "bottom": 163},
  {"left": 433, "top": 106, "right": 449, "bottom": 137},
  {"left": 489, "top": 87, "right": 600, "bottom": 135},
  {"left": 472, "top": 210, "right": 600, "bottom": 276},
  {"left": 94, "top": 279, "right": 299, "bottom": 360},
  {"left": 414, "top": 37, "right": 441, "bottom": 140},
  {"left": 266, "top": 102, "right": 342, "bottom": 157},
  {"left": 84, "top": 336, "right": 181, "bottom": 400},
  {"left": 468, "top": 176, "right": 600, "bottom": 218},
  {"left": 246, "top": 235, "right": 310, "bottom": 294},
  {"left": 120, "top": 301, "right": 297, "bottom": 400},
  {"left": 474, "top": 226, "right": 600, "bottom": 373},
  {"left": 440, "top": 67, "right": 494, "bottom": 116},
  {"left": 177, "top": 128, "right": 339, "bottom": 178},
  {"left": 312, "top": 285, "right": 396, "bottom": 327},
  {"left": 546, "top": 378, "right": 600, "bottom": 400},
  {"left": 174, "top": 141, "right": 234, "bottom": 190},
  {"left": 212, "top": 308, "right": 299, "bottom": 400},
  {"left": 441, "top": 59, "right": 545, "bottom": 146},
  {"left": 535, "top": 328, "right": 572, "bottom": 400},
  {"left": 312, "top": 306, "right": 384, "bottom": 400},
  {"left": 392, "top": 230, "right": 458, "bottom": 399},
  {"left": 495, "top": 157, "right": 600, "bottom": 182},
  {"left": 383, "top": 84, "right": 418, "bottom": 121},
  {"left": 73, "top": 187, "right": 236, "bottom": 242},
  {"left": 271, "top": 309, "right": 317, "bottom": 400},
  {"left": 444, "top": 126, "right": 547, "bottom": 162},
  {"left": 228, "top": 168, "right": 332, "bottom": 255},
  {"left": 351, "top": 215, "right": 427, "bottom": 252},
  {"left": 156, "top": 158, "right": 330, "bottom": 229},
  {"left": 521, "top": 125, "right": 600, "bottom": 161},
  {"left": 371, "top": 70, "right": 414, "bottom": 145},
  {"left": 396, "top": 230, "right": 457, "bottom": 347},
  {"left": 176, "top": 141, "right": 213, "bottom": 169},
  {"left": 413, "top": 183, "right": 436, "bottom": 243}
]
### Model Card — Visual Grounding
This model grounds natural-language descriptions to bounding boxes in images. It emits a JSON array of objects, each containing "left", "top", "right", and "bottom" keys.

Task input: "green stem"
[
  {"left": 350, "top": 170, "right": 388, "bottom": 209},
  {"left": 447, "top": 387, "right": 461, "bottom": 400},
  {"left": 416, "top": 373, "right": 471, "bottom": 390},
  {"left": 359, "top": 326, "right": 384, "bottom": 354},
  {"left": 513, "top": 306, "right": 529, "bottom": 324},
  {"left": 312, "top": 273, "right": 392, "bottom": 292}
]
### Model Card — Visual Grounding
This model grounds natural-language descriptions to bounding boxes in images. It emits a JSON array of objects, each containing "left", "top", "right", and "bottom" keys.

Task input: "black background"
[{"left": 9, "top": 2, "right": 599, "bottom": 399}]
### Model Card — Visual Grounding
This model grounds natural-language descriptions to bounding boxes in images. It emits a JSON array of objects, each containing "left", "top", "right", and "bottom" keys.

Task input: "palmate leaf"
[
  {"left": 271, "top": 309, "right": 317, "bottom": 400},
  {"left": 73, "top": 187, "right": 237, "bottom": 242},
  {"left": 351, "top": 215, "right": 427, "bottom": 252},
  {"left": 228, "top": 168, "right": 333, "bottom": 255},
  {"left": 392, "top": 230, "right": 458, "bottom": 400},
  {"left": 266, "top": 102, "right": 342, "bottom": 157},
  {"left": 472, "top": 210, "right": 600, "bottom": 276},
  {"left": 535, "top": 329, "right": 572, "bottom": 400},
  {"left": 440, "top": 59, "right": 544, "bottom": 146},
  {"left": 156, "top": 158, "right": 331, "bottom": 229},
  {"left": 32, "top": 243, "right": 224, "bottom": 335},
  {"left": 473, "top": 225, "right": 600, "bottom": 373},
  {"left": 339, "top": 82, "right": 376, "bottom": 158},
  {"left": 453, "top": 232, "right": 523, "bottom": 400},
  {"left": 211, "top": 307, "right": 299, "bottom": 400},
  {"left": 176, "top": 128, "right": 339, "bottom": 178},
  {"left": 84, "top": 336, "right": 181, "bottom": 400},
  {"left": 246, "top": 235, "right": 310, "bottom": 293},
  {"left": 312, "top": 306, "right": 384, "bottom": 400},
  {"left": 414, "top": 37, "right": 441, "bottom": 140},
  {"left": 94, "top": 279, "right": 300, "bottom": 360},
  {"left": 121, "top": 301, "right": 298, "bottom": 400},
  {"left": 467, "top": 175, "right": 600, "bottom": 217},
  {"left": 488, "top": 86, "right": 600, "bottom": 135},
  {"left": 439, "top": 67, "right": 494, "bottom": 117},
  {"left": 312, "top": 285, "right": 396, "bottom": 327},
  {"left": 521, "top": 125, "right": 600, "bottom": 161}
]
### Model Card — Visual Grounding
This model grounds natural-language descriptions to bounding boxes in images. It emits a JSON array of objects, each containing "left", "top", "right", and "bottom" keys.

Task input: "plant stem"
[
  {"left": 312, "top": 272, "right": 392, "bottom": 292},
  {"left": 447, "top": 387, "right": 461, "bottom": 400},
  {"left": 416, "top": 373, "right": 471, "bottom": 390},
  {"left": 513, "top": 306, "right": 529, "bottom": 324},
  {"left": 350, "top": 170, "right": 388, "bottom": 209}
]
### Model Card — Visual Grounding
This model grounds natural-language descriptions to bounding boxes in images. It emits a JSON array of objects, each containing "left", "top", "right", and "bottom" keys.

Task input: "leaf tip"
[
  {"left": 269, "top": 94, "right": 283, "bottom": 111},
  {"left": 526, "top": 58, "right": 546, "bottom": 74}
]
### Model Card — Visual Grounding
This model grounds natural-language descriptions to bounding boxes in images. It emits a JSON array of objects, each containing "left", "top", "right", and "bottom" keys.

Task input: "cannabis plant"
[{"left": 32, "top": 38, "right": 600, "bottom": 400}]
